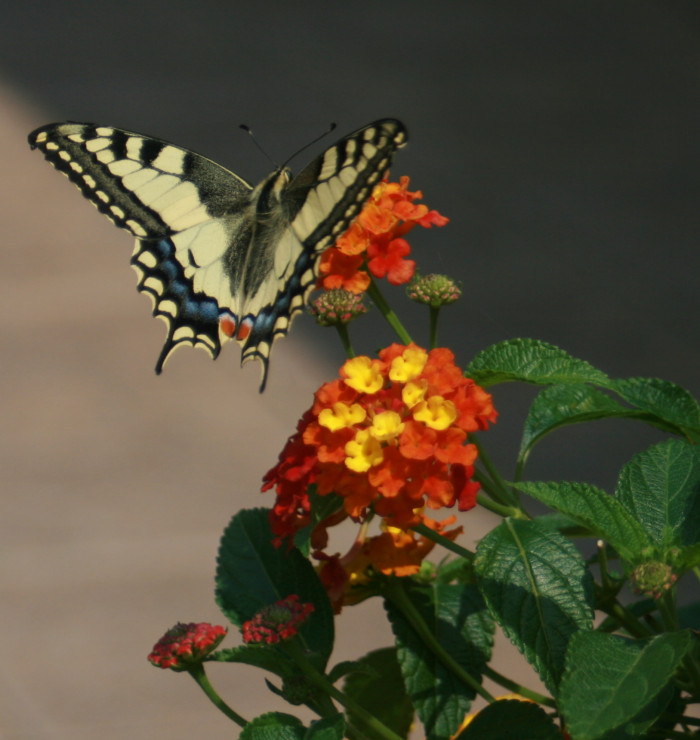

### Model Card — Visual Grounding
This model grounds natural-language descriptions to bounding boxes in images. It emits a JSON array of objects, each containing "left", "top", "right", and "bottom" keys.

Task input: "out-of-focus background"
[{"left": 1, "top": 2, "right": 699, "bottom": 737}]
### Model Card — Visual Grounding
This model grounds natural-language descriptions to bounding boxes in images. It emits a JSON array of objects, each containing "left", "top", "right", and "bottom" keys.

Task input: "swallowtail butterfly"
[{"left": 29, "top": 119, "right": 407, "bottom": 390}]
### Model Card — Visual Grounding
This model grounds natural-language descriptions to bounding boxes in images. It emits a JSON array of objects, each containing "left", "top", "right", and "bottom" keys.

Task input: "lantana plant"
[{"left": 149, "top": 175, "right": 700, "bottom": 740}]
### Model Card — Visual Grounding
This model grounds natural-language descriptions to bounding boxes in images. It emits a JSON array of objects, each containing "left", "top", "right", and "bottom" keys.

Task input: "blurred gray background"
[{"left": 1, "top": 2, "right": 699, "bottom": 738}]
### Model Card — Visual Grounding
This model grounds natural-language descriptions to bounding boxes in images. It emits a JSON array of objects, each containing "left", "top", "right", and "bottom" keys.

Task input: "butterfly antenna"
[
  {"left": 239, "top": 124, "right": 277, "bottom": 169},
  {"left": 281, "top": 122, "right": 337, "bottom": 168}
]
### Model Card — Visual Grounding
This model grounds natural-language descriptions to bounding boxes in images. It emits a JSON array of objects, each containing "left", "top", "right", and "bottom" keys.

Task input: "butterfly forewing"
[{"left": 29, "top": 119, "right": 407, "bottom": 390}]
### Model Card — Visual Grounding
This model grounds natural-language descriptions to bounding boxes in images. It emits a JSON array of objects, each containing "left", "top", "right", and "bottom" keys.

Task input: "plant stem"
[
  {"left": 469, "top": 435, "right": 519, "bottom": 508},
  {"left": 187, "top": 664, "right": 247, "bottom": 727},
  {"left": 335, "top": 322, "right": 356, "bottom": 358},
  {"left": 474, "top": 489, "right": 525, "bottom": 519},
  {"left": 284, "top": 640, "right": 404, "bottom": 740},
  {"left": 594, "top": 588, "right": 654, "bottom": 639},
  {"left": 367, "top": 279, "right": 412, "bottom": 345},
  {"left": 411, "top": 521, "right": 475, "bottom": 562},
  {"left": 480, "top": 665, "right": 556, "bottom": 708},
  {"left": 429, "top": 306, "right": 440, "bottom": 348},
  {"left": 383, "top": 578, "right": 496, "bottom": 704}
]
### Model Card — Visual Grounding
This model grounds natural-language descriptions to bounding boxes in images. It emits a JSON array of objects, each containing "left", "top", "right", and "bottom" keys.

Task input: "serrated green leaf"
[
  {"left": 559, "top": 631, "right": 691, "bottom": 740},
  {"left": 474, "top": 519, "right": 594, "bottom": 693},
  {"left": 305, "top": 714, "right": 346, "bottom": 740},
  {"left": 386, "top": 582, "right": 494, "bottom": 740},
  {"left": 612, "top": 377, "right": 700, "bottom": 438},
  {"left": 519, "top": 384, "right": 627, "bottom": 463},
  {"left": 343, "top": 648, "right": 414, "bottom": 739},
  {"left": 466, "top": 339, "right": 610, "bottom": 388},
  {"left": 456, "top": 699, "right": 561, "bottom": 739},
  {"left": 616, "top": 439, "right": 700, "bottom": 550},
  {"left": 215, "top": 508, "right": 334, "bottom": 664},
  {"left": 515, "top": 481, "right": 653, "bottom": 562},
  {"left": 240, "top": 712, "right": 306, "bottom": 740}
]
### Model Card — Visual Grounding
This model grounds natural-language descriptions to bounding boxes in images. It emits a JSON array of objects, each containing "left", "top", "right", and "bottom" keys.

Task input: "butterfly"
[{"left": 28, "top": 119, "right": 407, "bottom": 390}]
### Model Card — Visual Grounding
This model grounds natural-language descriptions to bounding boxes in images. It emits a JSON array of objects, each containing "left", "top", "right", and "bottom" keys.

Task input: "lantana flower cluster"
[
  {"left": 317, "top": 176, "right": 448, "bottom": 294},
  {"left": 148, "top": 622, "right": 227, "bottom": 671},
  {"left": 241, "top": 595, "right": 315, "bottom": 645},
  {"left": 263, "top": 344, "right": 497, "bottom": 602}
]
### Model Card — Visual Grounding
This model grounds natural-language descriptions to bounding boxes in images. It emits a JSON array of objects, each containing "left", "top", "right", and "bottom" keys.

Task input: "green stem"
[
  {"left": 594, "top": 587, "right": 654, "bottom": 639},
  {"left": 411, "top": 521, "right": 475, "bottom": 562},
  {"left": 187, "top": 664, "right": 247, "bottom": 727},
  {"left": 469, "top": 435, "right": 519, "bottom": 508},
  {"left": 659, "top": 590, "right": 700, "bottom": 696},
  {"left": 335, "top": 322, "right": 356, "bottom": 358},
  {"left": 367, "top": 278, "right": 412, "bottom": 345},
  {"left": 474, "top": 489, "right": 524, "bottom": 519},
  {"left": 480, "top": 666, "right": 556, "bottom": 708},
  {"left": 429, "top": 306, "right": 440, "bottom": 348},
  {"left": 284, "top": 641, "right": 403, "bottom": 740},
  {"left": 383, "top": 578, "right": 496, "bottom": 704}
]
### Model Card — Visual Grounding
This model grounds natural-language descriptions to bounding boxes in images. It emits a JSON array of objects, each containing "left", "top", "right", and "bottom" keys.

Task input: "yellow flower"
[
  {"left": 318, "top": 402, "right": 367, "bottom": 431},
  {"left": 342, "top": 356, "right": 384, "bottom": 394},
  {"left": 369, "top": 411, "right": 405, "bottom": 442},
  {"left": 402, "top": 379, "right": 427, "bottom": 408},
  {"left": 345, "top": 429, "right": 384, "bottom": 472},
  {"left": 389, "top": 346, "right": 428, "bottom": 383},
  {"left": 413, "top": 396, "right": 457, "bottom": 431}
]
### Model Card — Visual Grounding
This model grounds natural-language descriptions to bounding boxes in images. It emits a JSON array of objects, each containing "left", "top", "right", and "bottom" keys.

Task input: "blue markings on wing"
[{"left": 132, "top": 237, "right": 225, "bottom": 372}]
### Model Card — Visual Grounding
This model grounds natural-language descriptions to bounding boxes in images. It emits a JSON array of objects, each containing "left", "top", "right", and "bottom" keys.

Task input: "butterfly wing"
[
  {"left": 29, "top": 119, "right": 407, "bottom": 389},
  {"left": 29, "top": 122, "right": 255, "bottom": 370},
  {"left": 232, "top": 119, "right": 408, "bottom": 381}
]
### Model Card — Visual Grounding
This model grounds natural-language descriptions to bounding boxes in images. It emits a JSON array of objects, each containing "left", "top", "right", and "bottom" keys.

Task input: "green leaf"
[
  {"left": 240, "top": 712, "right": 306, "bottom": 740},
  {"left": 342, "top": 648, "right": 414, "bottom": 740},
  {"left": 386, "top": 582, "right": 494, "bottom": 740},
  {"left": 215, "top": 508, "right": 334, "bottom": 665},
  {"left": 456, "top": 699, "right": 561, "bottom": 739},
  {"left": 474, "top": 519, "right": 594, "bottom": 693},
  {"left": 559, "top": 631, "right": 692, "bottom": 740},
  {"left": 616, "top": 439, "right": 700, "bottom": 549},
  {"left": 293, "top": 487, "right": 345, "bottom": 555},
  {"left": 305, "top": 714, "right": 346, "bottom": 740},
  {"left": 515, "top": 481, "right": 653, "bottom": 562},
  {"left": 612, "top": 377, "right": 700, "bottom": 438},
  {"left": 466, "top": 339, "right": 610, "bottom": 388},
  {"left": 519, "top": 384, "right": 627, "bottom": 463}
]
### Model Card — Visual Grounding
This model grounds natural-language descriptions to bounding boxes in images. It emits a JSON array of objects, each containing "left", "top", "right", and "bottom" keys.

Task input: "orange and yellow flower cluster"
[
  {"left": 263, "top": 344, "right": 497, "bottom": 605},
  {"left": 317, "top": 176, "right": 448, "bottom": 294}
]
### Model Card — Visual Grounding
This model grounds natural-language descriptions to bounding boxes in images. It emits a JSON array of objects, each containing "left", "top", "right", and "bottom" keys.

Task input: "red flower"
[{"left": 148, "top": 622, "right": 227, "bottom": 671}]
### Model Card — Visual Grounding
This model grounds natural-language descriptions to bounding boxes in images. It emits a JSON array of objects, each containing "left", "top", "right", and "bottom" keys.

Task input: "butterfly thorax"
[{"left": 223, "top": 168, "right": 294, "bottom": 301}]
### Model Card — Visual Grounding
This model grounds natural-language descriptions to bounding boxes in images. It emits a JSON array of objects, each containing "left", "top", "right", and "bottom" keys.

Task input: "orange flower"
[
  {"left": 263, "top": 344, "right": 497, "bottom": 592},
  {"left": 317, "top": 516, "right": 463, "bottom": 612},
  {"left": 317, "top": 177, "right": 448, "bottom": 294}
]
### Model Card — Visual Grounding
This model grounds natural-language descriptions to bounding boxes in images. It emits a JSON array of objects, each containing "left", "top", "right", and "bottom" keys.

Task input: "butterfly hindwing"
[{"left": 29, "top": 119, "right": 407, "bottom": 389}]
